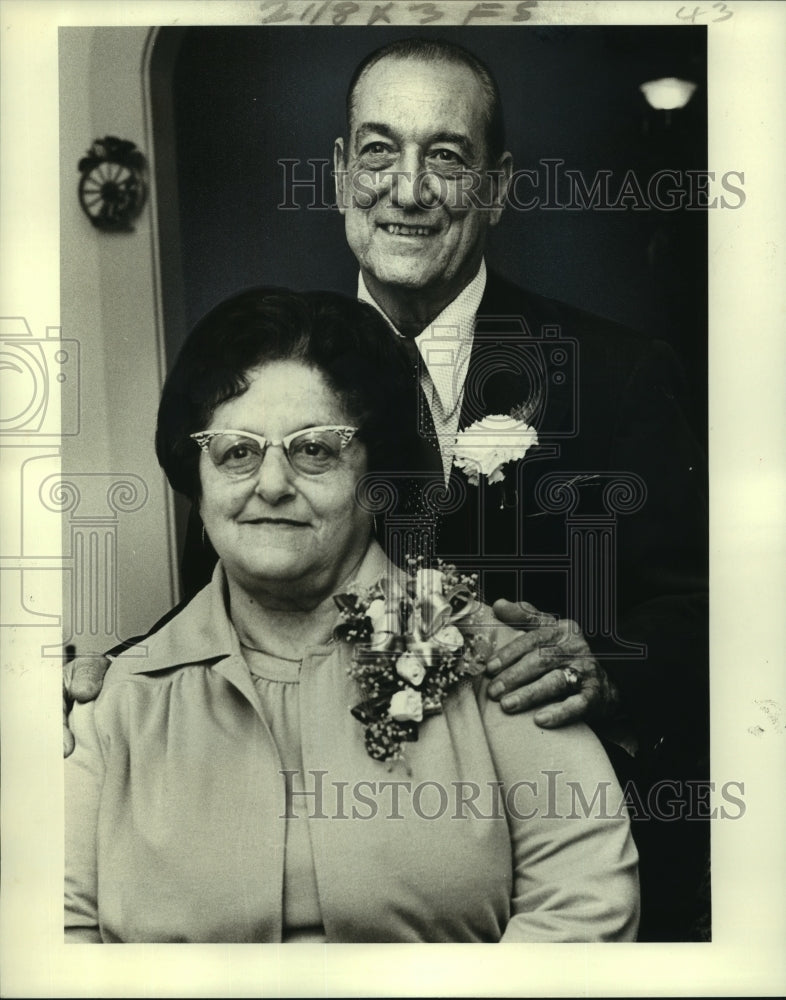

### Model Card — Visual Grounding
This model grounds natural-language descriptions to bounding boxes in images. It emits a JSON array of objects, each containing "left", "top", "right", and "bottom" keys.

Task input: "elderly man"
[
  {"left": 333, "top": 36, "right": 706, "bottom": 735},
  {"left": 65, "top": 37, "right": 708, "bottom": 940}
]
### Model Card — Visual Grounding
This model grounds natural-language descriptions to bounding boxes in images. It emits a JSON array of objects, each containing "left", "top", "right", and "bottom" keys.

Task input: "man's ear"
[
  {"left": 489, "top": 151, "right": 513, "bottom": 227},
  {"left": 334, "top": 137, "right": 347, "bottom": 216}
]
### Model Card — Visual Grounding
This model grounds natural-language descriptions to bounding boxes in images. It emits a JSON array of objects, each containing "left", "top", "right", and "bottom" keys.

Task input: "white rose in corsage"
[
  {"left": 395, "top": 652, "right": 426, "bottom": 687},
  {"left": 431, "top": 624, "right": 464, "bottom": 652},
  {"left": 366, "top": 598, "right": 402, "bottom": 650},
  {"left": 366, "top": 598, "right": 387, "bottom": 624},
  {"left": 452, "top": 414, "right": 538, "bottom": 486},
  {"left": 389, "top": 689, "right": 424, "bottom": 723}
]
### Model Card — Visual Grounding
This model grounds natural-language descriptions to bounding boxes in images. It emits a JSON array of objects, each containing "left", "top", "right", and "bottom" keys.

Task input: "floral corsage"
[
  {"left": 452, "top": 411, "right": 538, "bottom": 487},
  {"left": 333, "top": 559, "right": 495, "bottom": 766}
]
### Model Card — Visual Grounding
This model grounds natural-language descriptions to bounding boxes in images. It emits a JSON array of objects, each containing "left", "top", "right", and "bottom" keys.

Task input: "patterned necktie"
[{"left": 398, "top": 334, "right": 442, "bottom": 473}]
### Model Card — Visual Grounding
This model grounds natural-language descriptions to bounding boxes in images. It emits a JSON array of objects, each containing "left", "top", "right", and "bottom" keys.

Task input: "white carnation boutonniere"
[{"left": 452, "top": 412, "right": 539, "bottom": 487}]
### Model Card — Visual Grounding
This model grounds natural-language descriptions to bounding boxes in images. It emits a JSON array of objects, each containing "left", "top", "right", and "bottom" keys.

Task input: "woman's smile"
[{"left": 239, "top": 517, "right": 310, "bottom": 527}]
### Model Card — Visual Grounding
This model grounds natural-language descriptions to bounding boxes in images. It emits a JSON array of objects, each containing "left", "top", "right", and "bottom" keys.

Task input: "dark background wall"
[{"left": 153, "top": 24, "right": 707, "bottom": 433}]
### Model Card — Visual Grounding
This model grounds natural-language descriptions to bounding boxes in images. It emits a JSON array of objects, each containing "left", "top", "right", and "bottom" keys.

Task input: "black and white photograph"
[{"left": 1, "top": 0, "right": 784, "bottom": 995}]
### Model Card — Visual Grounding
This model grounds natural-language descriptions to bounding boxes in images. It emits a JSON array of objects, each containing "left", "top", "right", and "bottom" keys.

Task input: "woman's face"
[{"left": 198, "top": 360, "right": 371, "bottom": 600}]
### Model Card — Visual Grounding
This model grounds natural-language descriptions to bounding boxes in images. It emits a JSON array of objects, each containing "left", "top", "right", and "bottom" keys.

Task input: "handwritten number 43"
[{"left": 676, "top": 3, "right": 733, "bottom": 22}]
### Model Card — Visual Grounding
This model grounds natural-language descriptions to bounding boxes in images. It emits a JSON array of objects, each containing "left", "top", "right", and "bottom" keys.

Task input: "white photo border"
[{"left": 1, "top": 1, "right": 784, "bottom": 996}]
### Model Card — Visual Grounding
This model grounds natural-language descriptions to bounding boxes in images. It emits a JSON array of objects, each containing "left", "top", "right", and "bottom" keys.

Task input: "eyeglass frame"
[{"left": 190, "top": 425, "right": 359, "bottom": 479}]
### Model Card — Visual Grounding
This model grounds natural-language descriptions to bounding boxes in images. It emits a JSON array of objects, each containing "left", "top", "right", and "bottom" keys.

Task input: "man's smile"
[{"left": 378, "top": 222, "right": 436, "bottom": 237}]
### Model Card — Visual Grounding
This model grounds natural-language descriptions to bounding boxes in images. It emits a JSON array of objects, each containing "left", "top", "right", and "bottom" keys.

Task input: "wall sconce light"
[
  {"left": 78, "top": 136, "right": 147, "bottom": 232},
  {"left": 639, "top": 77, "right": 697, "bottom": 112}
]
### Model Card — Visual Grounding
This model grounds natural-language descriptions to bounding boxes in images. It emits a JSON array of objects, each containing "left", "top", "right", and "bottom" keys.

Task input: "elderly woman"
[{"left": 65, "top": 288, "right": 639, "bottom": 943}]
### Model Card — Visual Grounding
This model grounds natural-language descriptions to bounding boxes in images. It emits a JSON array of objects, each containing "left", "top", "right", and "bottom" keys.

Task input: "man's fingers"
[
  {"left": 486, "top": 624, "right": 560, "bottom": 675},
  {"left": 492, "top": 599, "right": 558, "bottom": 629},
  {"left": 488, "top": 649, "right": 555, "bottom": 699},
  {"left": 64, "top": 656, "right": 111, "bottom": 702},
  {"left": 486, "top": 619, "right": 586, "bottom": 676},
  {"left": 533, "top": 692, "right": 592, "bottom": 728},
  {"left": 63, "top": 655, "right": 110, "bottom": 758},
  {"left": 495, "top": 665, "right": 581, "bottom": 713},
  {"left": 63, "top": 682, "right": 75, "bottom": 757},
  {"left": 63, "top": 723, "right": 76, "bottom": 759}
]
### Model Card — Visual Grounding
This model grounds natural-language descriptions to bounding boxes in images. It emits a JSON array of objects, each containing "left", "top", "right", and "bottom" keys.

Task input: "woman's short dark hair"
[{"left": 156, "top": 287, "right": 418, "bottom": 502}]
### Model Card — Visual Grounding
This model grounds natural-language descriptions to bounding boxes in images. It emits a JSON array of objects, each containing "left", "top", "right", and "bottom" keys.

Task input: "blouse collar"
[{"left": 121, "top": 539, "right": 395, "bottom": 676}]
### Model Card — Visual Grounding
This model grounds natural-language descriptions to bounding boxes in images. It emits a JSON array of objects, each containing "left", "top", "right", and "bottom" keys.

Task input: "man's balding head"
[{"left": 346, "top": 38, "right": 506, "bottom": 167}]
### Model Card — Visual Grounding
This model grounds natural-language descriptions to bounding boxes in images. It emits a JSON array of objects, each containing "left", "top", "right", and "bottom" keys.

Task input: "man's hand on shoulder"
[
  {"left": 486, "top": 600, "right": 620, "bottom": 728},
  {"left": 63, "top": 656, "right": 110, "bottom": 757}
]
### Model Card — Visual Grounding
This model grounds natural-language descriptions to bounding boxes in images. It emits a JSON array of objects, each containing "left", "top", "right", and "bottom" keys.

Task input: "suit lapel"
[
  {"left": 402, "top": 271, "right": 579, "bottom": 561},
  {"left": 436, "top": 272, "right": 577, "bottom": 564},
  {"left": 459, "top": 270, "right": 575, "bottom": 441}
]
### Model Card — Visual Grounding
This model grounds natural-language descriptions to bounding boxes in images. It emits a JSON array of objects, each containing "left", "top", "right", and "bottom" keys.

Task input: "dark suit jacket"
[
  {"left": 397, "top": 274, "right": 710, "bottom": 943},
  {"left": 444, "top": 272, "right": 708, "bottom": 778}
]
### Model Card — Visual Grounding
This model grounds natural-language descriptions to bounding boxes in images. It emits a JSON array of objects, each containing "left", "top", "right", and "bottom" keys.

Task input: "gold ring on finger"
[{"left": 561, "top": 666, "right": 580, "bottom": 690}]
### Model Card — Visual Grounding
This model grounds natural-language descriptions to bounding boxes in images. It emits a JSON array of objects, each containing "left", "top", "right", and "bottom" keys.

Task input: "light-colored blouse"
[
  {"left": 244, "top": 650, "right": 325, "bottom": 941},
  {"left": 65, "top": 542, "right": 639, "bottom": 943}
]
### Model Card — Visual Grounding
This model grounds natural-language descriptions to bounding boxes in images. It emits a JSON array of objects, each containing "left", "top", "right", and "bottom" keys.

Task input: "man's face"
[{"left": 334, "top": 56, "right": 511, "bottom": 314}]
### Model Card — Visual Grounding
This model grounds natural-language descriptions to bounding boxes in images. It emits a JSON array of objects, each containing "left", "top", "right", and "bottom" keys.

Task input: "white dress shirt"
[{"left": 357, "top": 261, "right": 486, "bottom": 483}]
